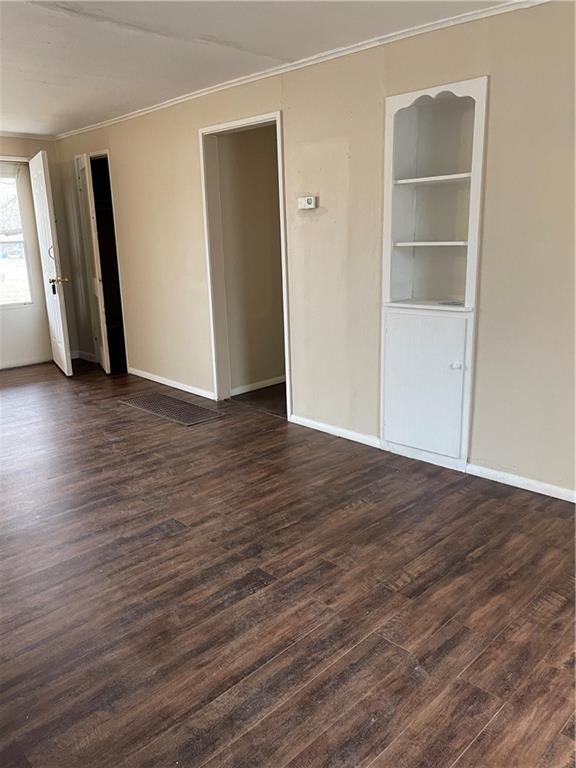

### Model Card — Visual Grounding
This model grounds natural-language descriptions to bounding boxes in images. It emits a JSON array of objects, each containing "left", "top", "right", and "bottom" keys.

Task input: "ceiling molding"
[
  {"left": 0, "top": 131, "right": 56, "bottom": 142},
  {"left": 35, "top": 0, "right": 547, "bottom": 141}
]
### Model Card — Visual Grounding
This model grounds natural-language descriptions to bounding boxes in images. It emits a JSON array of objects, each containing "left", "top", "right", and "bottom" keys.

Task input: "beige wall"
[
  {"left": 53, "top": 2, "right": 574, "bottom": 490},
  {"left": 217, "top": 125, "right": 284, "bottom": 391}
]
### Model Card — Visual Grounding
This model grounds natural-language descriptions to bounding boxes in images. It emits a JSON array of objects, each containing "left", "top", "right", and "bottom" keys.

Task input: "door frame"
[
  {"left": 73, "top": 149, "right": 129, "bottom": 372},
  {"left": 199, "top": 111, "right": 292, "bottom": 415}
]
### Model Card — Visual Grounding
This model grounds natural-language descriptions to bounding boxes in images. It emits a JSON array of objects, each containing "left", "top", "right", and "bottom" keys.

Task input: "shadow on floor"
[{"left": 232, "top": 383, "right": 287, "bottom": 418}]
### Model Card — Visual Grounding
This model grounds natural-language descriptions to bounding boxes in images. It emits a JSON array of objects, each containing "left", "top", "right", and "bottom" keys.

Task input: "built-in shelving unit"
[
  {"left": 384, "top": 84, "right": 482, "bottom": 307},
  {"left": 381, "top": 77, "right": 488, "bottom": 470}
]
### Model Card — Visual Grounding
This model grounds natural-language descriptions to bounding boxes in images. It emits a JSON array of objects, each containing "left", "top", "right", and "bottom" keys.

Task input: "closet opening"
[
  {"left": 76, "top": 152, "right": 127, "bottom": 375},
  {"left": 201, "top": 113, "right": 290, "bottom": 419}
]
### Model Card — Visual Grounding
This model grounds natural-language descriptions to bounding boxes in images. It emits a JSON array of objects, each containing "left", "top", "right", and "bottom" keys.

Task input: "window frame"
[{"left": 0, "top": 161, "right": 36, "bottom": 310}]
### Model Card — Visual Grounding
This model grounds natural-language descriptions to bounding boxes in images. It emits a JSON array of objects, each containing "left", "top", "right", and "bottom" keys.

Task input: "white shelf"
[
  {"left": 385, "top": 299, "right": 469, "bottom": 312},
  {"left": 394, "top": 172, "right": 471, "bottom": 185},
  {"left": 394, "top": 241, "right": 468, "bottom": 247}
]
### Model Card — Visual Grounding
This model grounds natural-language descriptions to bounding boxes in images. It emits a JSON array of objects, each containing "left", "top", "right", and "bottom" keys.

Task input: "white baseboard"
[
  {"left": 466, "top": 463, "right": 575, "bottom": 503},
  {"left": 71, "top": 350, "right": 98, "bottom": 363},
  {"left": 380, "top": 440, "right": 467, "bottom": 472},
  {"left": 289, "top": 412, "right": 575, "bottom": 503},
  {"left": 231, "top": 376, "right": 286, "bottom": 396},
  {"left": 289, "top": 413, "right": 380, "bottom": 449},
  {"left": 0, "top": 354, "right": 52, "bottom": 370},
  {"left": 128, "top": 367, "right": 216, "bottom": 400}
]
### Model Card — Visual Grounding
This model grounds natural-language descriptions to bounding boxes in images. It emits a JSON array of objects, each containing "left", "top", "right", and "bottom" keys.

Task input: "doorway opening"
[
  {"left": 200, "top": 113, "right": 291, "bottom": 419},
  {"left": 75, "top": 152, "right": 127, "bottom": 375}
]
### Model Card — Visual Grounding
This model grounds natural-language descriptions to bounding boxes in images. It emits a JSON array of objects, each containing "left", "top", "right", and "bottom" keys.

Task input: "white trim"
[
  {"left": 289, "top": 413, "right": 575, "bottom": 502},
  {"left": 200, "top": 113, "right": 278, "bottom": 137},
  {"left": 384, "top": 301, "right": 471, "bottom": 313},
  {"left": 274, "top": 113, "right": 292, "bottom": 419},
  {"left": 231, "top": 376, "right": 286, "bottom": 396},
  {"left": 128, "top": 366, "right": 216, "bottom": 401},
  {"left": 0, "top": 132, "right": 56, "bottom": 142},
  {"left": 380, "top": 438, "right": 467, "bottom": 472},
  {"left": 0, "top": 354, "right": 52, "bottom": 369},
  {"left": 466, "top": 464, "right": 576, "bottom": 503},
  {"left": 289, "top": 414, "right": 380, "bottom": 449},
  {"left": 199, "top": 133, "right": 223, "bottom": 399},
  {"left": 52, "top": 0, "right": 545, "bottom": 141},
  {"left": 0, "top": 155, "right": 32, "bottom": 163},
  {"left": 199, "top": 111, "right": 292, "bottom": 416},
  {"left": 0, "top": 300, "right": 35, "bottom": 311}
]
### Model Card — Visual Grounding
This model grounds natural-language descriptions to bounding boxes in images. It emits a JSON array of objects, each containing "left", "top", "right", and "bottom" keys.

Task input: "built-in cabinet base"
[{"left": 382, "top": 307, "right": 473, "bottom": 465}]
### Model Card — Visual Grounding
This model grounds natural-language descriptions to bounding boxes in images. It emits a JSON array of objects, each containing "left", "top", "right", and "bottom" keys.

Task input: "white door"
[
  {"left": 383, "top": 311, "right": 468, "bottom": 458},
  {"left": 29, "top": 151, "right": 73, "bottom": 376},
  {"left": 75, "top": 155, "right": 111, "bottom": 373}
]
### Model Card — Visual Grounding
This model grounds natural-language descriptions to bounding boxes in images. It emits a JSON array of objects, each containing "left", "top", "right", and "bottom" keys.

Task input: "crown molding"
[
  {"left": 0, "top": 131, "right": 56, "bottom": 141},
  {"left": 12, "top": 0, "right": 547, "bottom": 142}
]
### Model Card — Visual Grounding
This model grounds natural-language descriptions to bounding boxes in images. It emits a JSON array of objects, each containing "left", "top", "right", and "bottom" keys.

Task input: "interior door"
[
  {"left": 76, "top": 154, "right": 111, "bottom": 373},
  {"left": 383, "top": 311, "right": 468, "bottom": 458},
  {"left": 29, "top": 151, "right": 73, "bottom": 376}
]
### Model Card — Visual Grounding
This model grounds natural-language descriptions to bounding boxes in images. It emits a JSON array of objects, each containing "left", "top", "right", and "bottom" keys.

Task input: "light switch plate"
[{"left": 298, "top": 196, "right": 317, "bottom": 210}]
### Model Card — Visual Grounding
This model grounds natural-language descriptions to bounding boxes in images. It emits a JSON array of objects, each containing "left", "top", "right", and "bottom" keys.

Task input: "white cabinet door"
[{"left": 383, "top": 311, "right": 468, "bottom": 458}]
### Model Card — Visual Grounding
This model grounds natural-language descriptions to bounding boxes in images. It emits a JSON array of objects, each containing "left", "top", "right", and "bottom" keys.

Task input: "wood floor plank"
[
  {"left": 2, "top": 561, "right": 337, "bottom": 753},
  {"left": 462, "top": 588, "right": 574, "bottom": 699},
  {"left": 284, "top": 663, "right": 435, "bottom": 768},
  {"left": 201, "top": 633, "right": 415, "bottom": 768},
  {"left": 405, "top": 618, "right": 492, "bottom": 681},
  {"left": 535, "top": 734, "right": 575, "bottom": 768},
  {"left": 0, "top": 362, "right": 573, "bottom": 768},
  {"left": 118, "top": 585, "right": 406, "bottom": 768},
  {"left": 0, "top": 743, "right": 33, "bottom": 768},
  {"left": 365, "top": 679, "right": 502, "bottom": 768},
  {"left": 451, "top": 662, "right": 574, "bottom": 768}
]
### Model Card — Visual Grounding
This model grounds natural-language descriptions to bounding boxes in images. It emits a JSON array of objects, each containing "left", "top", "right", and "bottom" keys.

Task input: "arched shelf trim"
[{"left": 402, "top": 90, "right": 475, "bottom": 111}]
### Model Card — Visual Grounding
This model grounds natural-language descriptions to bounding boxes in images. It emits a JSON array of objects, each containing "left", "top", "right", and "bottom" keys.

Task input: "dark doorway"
[
  {"left": 90, "top": 156, "right": 127, "bottom": 375},
  {"left": 232, "top": 382, "right": 287, "bottom": 418}
]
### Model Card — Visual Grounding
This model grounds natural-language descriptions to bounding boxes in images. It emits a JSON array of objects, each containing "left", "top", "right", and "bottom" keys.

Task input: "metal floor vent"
[{"left": 120, "top": 394, "right": 224, "bottom": 426}]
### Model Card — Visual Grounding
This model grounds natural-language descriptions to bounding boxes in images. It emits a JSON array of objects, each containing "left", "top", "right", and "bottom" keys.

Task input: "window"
[{"left": 0, "top": 168, "right": 32, "bottom": 305}]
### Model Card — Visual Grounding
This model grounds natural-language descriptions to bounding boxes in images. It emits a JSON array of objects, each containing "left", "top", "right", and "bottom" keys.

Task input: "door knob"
[{"left": 48, "top": 277, "right": 69, "bottom": 284}]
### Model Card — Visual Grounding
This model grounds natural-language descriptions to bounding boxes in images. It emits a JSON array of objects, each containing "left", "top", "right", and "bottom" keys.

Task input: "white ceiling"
[{"left": 1, "top": 1, "right": 510, "bottom": 137}]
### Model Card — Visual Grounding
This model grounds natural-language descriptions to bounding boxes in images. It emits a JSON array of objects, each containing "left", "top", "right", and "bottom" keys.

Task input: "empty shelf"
[
  {"left": 394, "top": 172, "right": 471, "bottom": 185},
  {"left": 385, "top": 298, "right": 468, "bottom": 310},
  {"left": 393, "top": 241, "right": 468, "bottom": 247}
]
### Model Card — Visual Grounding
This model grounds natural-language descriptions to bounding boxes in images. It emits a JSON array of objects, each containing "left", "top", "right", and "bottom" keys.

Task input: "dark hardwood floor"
[
  {"left": 0, "top": 362, "right": 574, "bottom": 768},
  {"left": 232, "top": 382, "right": 287, "bottom": 418}
]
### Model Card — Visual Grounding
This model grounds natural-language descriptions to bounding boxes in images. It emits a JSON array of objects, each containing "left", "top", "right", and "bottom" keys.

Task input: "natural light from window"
[{"left": 0, "top": 173, "right": 32, "bottom": 305}]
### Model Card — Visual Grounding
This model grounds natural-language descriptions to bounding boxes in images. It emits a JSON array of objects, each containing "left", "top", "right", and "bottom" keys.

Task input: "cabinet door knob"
[{"left": 450, "top": 362, "right": 463, "bottom": 370}]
